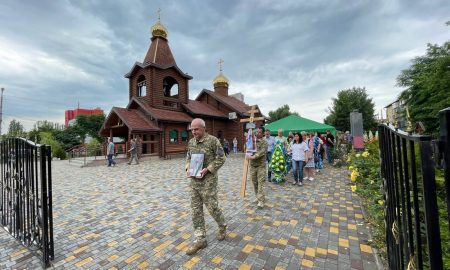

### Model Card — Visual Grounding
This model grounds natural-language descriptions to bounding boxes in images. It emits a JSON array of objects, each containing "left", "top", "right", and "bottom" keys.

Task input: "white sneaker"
[
  {"left": 303, "top": 177, "right": 308, "bottom": 180},
  {"left": 309, "top": 177, "right": 314, "bottom": 181}
]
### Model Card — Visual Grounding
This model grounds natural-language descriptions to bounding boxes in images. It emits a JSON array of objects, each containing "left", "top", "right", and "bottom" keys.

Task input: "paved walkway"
[{"left": 1, "top": 154, "right": 382, "bottom": 269}]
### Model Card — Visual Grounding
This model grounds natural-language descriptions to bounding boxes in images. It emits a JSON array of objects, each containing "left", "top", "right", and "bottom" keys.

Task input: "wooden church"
[{"left": 100, "top": 15, "right": 265, "bottom": 158}]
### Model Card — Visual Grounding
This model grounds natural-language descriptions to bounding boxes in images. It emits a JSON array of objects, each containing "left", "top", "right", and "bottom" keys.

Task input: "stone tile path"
[{"left": 0, "top": 154, "right": 382, "bottom": 269}]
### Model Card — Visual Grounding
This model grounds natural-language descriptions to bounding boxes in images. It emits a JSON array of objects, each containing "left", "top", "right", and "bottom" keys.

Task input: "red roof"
[
  {"left": 182, "top": 100, "right": 228, "bottom": 118},
  {"left": 132, "top": 97, "right": 193, "bottom": 123},
  {"left": 113, "top": 108, "right": 160, "bottom": 131},
  {"left": 199, "top": 89, "right": 252, "bottom": 116}
]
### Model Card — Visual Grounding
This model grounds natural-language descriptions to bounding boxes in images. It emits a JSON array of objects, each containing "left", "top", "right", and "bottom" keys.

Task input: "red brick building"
[
  {"left": 100, "top": 18, "right": 264, "bottom": 157},
  {"left": 65, "top": 107, "right": 104, "bottom": 128}
]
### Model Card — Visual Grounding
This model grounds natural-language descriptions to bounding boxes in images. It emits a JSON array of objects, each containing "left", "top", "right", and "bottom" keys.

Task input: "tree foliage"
[
  {"left": 324, "top": 87, "right": 376, "bottom": 131},
  {"left": 40, "top": 132, "right": 66, "bottom": 160},
  {"left": 72, "top": 114, "right": 105, "bottom": 142},
  {"left": 7, "top": 119, "right": 26, "bottom": 137},
  {"left": 397, "top": 41, "right": 450, "bottom": 134},
  {"left": 267, "top": 104, "right": 299, "bottom": 123}
]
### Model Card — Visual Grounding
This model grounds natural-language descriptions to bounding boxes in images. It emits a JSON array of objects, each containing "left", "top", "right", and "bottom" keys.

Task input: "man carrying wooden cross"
[{"left": 246, "top": 126, "right": 268, "bottom": 209}]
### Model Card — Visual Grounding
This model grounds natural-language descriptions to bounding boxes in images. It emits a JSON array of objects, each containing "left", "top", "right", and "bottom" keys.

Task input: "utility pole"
[{"left": 0, "top": 87, "right": 4, "bottom": 136}]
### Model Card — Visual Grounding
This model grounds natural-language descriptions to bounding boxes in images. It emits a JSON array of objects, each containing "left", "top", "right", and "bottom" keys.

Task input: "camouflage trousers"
[
  {"left": 250, "top": 164, "right": 266, "bottom": 203},
  {"left": 190, "top": 177, "right": 226, "bottom": 242}
]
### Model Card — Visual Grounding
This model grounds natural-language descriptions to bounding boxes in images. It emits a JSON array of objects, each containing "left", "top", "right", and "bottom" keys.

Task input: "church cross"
[
  {"left": 240, "top": 105, "right": 265, "bottom": 124},
  {"left": 157, "top": 8, "right": 161, "bottom": 22},
  {"left": 218, "top": 58, "right": 224, "bottom": 72},
  {"left": 239, "top": 105, "right": 265, "bottom": 198}
]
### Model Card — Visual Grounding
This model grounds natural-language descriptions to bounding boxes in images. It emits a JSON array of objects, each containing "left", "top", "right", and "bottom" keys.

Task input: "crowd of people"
[{"left": 261, "top": 128, "right": 336, "bottom": 185}]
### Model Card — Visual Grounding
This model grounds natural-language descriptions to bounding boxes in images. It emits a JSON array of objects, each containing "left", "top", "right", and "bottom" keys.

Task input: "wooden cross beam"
[{"left": 239, "top": 105, "right": 264, "bottom": 198}]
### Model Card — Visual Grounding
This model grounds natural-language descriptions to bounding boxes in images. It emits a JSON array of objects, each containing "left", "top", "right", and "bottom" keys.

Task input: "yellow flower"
[
  {"left": 350, "top": 170, "right": 359, "bottom": 182},
  {"left": 362, "top": 151, "right": 369, "bottom": 157},
  {"left": 351, "top": 185, "right": 357, "bottom": 192},
  {"left": 355, "top": 153, "right": 361, "bottom": 158},
  {"left": 378, "top": 200, "right": 385, "bottom": 206}
]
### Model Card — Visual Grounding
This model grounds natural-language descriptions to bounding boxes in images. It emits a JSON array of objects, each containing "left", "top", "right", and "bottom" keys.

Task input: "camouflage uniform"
[
  {"left": 250, "top": 138, "right": 268, "bottom": 204},
  {"left": 186, "top": 133, "right": 226, "bottom": 243}
]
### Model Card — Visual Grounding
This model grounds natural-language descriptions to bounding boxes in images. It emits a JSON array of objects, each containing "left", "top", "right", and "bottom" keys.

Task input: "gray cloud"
[{"left": 0, "top": 0, "right": 448, "bottom": 132}]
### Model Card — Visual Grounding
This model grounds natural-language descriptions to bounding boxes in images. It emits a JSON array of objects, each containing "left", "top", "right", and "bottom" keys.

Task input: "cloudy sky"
[{"left": 0, "top": 0, "right": 448, "bottom": 132}]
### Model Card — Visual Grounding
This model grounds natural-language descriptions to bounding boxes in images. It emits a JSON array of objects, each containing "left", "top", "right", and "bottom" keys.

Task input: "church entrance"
[{"left": 140, "top": 133, "right": 159, "bottom": 155}]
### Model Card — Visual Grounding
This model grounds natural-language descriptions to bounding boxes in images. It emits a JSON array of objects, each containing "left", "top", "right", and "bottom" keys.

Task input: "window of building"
[
  {"left": 137, "top": 75, "right": 146, "bottom": 97},
  {"left": 181, "top": 130, "right": 188, "bottom": 142},
  {"left": 163, "top": 76, "right": 179, "bottom": 97},
  {"left": 169, "top": 129, "right": 178, "bottom": 143}
]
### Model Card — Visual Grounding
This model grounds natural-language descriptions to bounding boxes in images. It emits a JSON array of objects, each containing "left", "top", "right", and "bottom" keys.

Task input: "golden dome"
[
  {"left": 151, "top": 21, "right": 168, "bottom": 39},
  {"left": 213, "top": 72, "right": 229, "bottom": 88},
  {"left": 151, "top": 9, "right": 168, "bottom": 39}
]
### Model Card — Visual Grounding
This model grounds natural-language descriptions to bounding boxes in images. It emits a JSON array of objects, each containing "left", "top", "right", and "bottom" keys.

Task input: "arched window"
[
  {"left": 169, "top": 129, "right": 178, "bottom": 143},
  {"left": 137, "top": 75, "right": 146, "bottom": 97},
  {"left": 163, "top": 76, "right": 179, "bottom": 97},
  {"left": 181, "top": 130, "right": 188, "bottom": 142}
]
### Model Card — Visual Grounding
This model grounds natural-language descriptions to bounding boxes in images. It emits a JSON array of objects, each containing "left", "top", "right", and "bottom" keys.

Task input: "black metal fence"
[
  {"left": 378, "top": 108, "right": 450, "bottom": 270},
  {"left": 0, "top": 137, "right": 54, "bottom": 268}
]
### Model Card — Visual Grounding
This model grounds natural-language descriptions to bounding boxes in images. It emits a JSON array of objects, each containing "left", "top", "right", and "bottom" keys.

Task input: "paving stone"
[{"left": 0, "top": 155, "right": 382, "bottom": 269}]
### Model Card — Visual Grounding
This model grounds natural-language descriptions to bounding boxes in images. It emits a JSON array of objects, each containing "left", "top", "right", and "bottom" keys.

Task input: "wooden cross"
[
  {"left": 218, "top": 58, "right": 224, "bottom": 72},
  {"left": 239, "top": 105, "right": 265, "bottom": 198}
]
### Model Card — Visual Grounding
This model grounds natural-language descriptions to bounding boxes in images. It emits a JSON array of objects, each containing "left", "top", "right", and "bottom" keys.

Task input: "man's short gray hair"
[{"left": 192, "top": 118, "right": 206, "bottom": 128}]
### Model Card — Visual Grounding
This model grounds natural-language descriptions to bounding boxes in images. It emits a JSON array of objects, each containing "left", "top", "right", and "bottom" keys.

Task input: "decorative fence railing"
[
  {"left": 0, "top": 137, "right": 54, "bottom": 268},
  {"left": 378, "top": 108, "right": 450, "bottom": 270}
]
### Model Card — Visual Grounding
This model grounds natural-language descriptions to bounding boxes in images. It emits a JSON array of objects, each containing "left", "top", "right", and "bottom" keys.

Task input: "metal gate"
[
  {"left": 378, "top": 108, "right": 450, "bottom": 269},
  {"left": 0, "top": 137, "right": 54, "bottom": 268}
]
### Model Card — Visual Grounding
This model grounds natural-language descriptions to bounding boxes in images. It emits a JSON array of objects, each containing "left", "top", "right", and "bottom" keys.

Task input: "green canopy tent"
[{"left": 264, "top": 115, "right": 336, "bottom": 137}]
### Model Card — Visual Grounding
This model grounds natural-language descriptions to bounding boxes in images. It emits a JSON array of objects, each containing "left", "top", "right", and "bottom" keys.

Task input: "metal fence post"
[
  {"left": 419, "top": 141, "right": 443, "bottom": 269},
  {"left": 439, "top": 107, "right": 450, "bottom": 231}
]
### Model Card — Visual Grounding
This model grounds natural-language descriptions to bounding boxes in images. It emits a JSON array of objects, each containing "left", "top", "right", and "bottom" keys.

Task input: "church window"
[
  {"left": 137, "top": 75, "right": 146, "bottom": 97},
  {"left": 169, "top": 129, "right": 178, "bottom": 143},
  {"left": 181, "top": 130, "right": 188, "bottom": 142},
  {"left": 163, "top": 76, "right": 179, "bottom": 97}
]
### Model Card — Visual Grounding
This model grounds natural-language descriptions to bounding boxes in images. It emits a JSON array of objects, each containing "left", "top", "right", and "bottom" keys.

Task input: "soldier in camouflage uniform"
[
  {"left": 246, "top": 127, "right": 268, "bottom": 208},
  {"left": 185, "top": 118, "right": 227, "bottom": 255}
]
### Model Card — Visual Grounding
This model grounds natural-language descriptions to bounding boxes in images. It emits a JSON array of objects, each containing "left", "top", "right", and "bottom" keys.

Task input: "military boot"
[
  {"left": 217, "top": 225, "right": 227, "bottom": 241},
  {"left": 186, "top": 241, "right": 207, "bottom": 256}
]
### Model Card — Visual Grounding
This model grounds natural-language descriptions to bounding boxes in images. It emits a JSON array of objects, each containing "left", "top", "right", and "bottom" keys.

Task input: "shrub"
[{"left": 40, "top": 132, "right": 66, "bottom": 160}]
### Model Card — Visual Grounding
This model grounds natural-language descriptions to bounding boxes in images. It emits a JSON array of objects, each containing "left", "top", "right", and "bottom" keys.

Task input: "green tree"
[
  {"left": 7, "top": 119, "right": 26, "bottom": 137},
  {"left": 40, "top": 131, "right": 66, "bottom": 160},
  {"left": 72, "top": 114, "right": 105, "bottom": 142},
  {"left": 397, "top": 41, "right": 450, "bottom": 134},
  {"left": 267, "top": 104, "right": 299, "bottom": 123},
  {"left": 28, "top": 120, "right": 64, "bottom": 143},
  {"left": 53, "top": 127, "right": 82, "bottom": 150},
  {"left": 324, "top": 87, "right": 376, "bottom": 131}
]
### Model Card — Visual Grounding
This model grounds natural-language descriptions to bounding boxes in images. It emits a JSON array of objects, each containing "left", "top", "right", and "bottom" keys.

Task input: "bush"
[
  {"left": 347, "top": 140, "right": 386, "bottom": 259},
  {"left": 40, "top": 132, "right": 66, "bottom": 160},
  {"left": 86, "top": 138, "right": 102, "bottom": 156}
]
